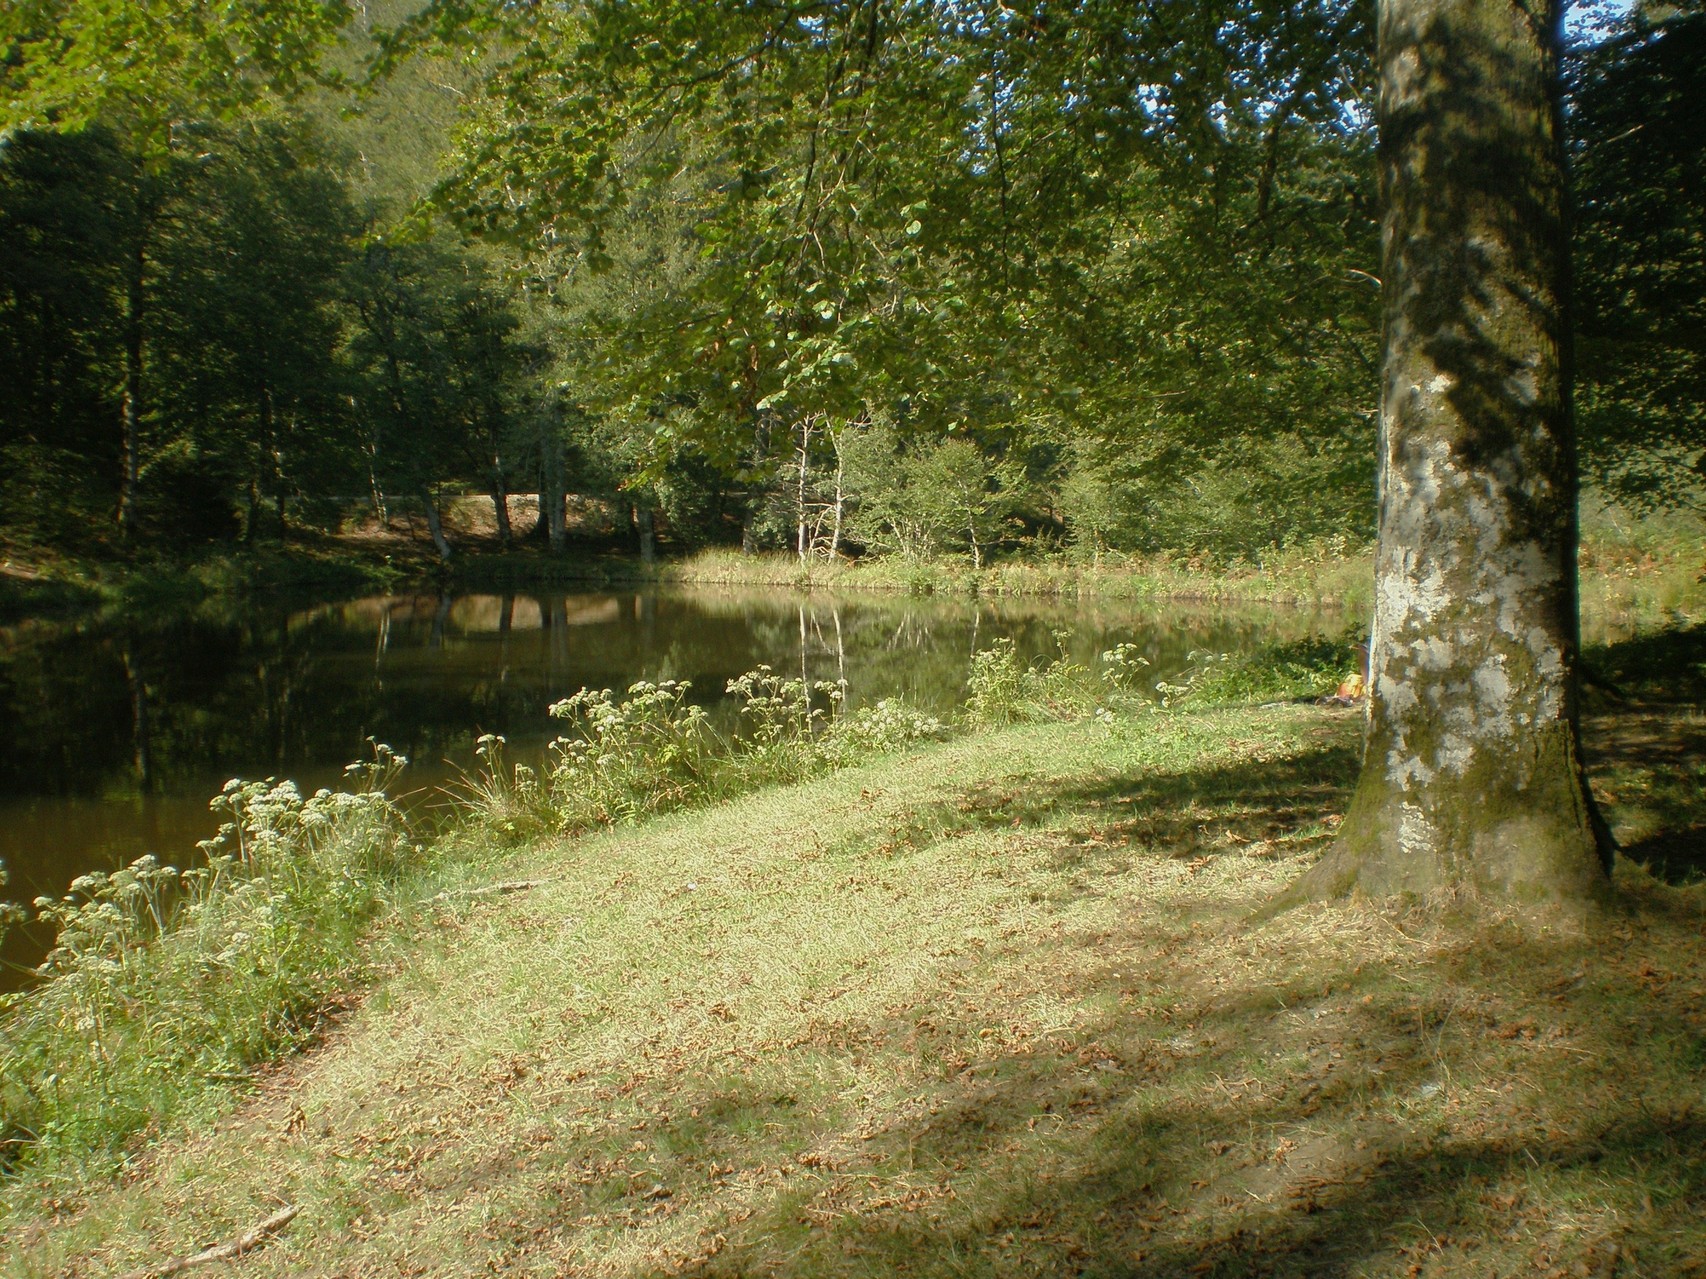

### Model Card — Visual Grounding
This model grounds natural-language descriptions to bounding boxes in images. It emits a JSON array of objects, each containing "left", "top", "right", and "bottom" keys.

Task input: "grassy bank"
[
  {"left": 651, "top": 544, "right": 1377, "bottom": 610},
  {"left": 3, "top": 622, "right": 1705, "bottom": 1276},
  {"left": 0, "top": 540, "right": 416, "bottom": 624},
  {"left": 7, "top": 510, "right": 1700, "bottom": 632},
  {"left": 524, "top": 523, "right": 1702, "bottom": 631}
]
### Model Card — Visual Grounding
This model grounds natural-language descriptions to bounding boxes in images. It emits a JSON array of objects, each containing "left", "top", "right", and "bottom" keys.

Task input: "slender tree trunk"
[
  {"left": 419, "top": 484, "right": 453, "bottom": 562},
  {"left": 374, "top": 607, "right": 391, "bottom": 672},
  {"left": 431, "top": 592, "right": 450, "bottom": 648},
  {"left": 246, "top": 473, "right": 261, "bottom": 546},
  {"left": 829, "top": 426, "right": 846, "bottom": 559},
  {"left": 741, "top": 413, "right": 774, "bottom": 555},
  {"left": 122, "top": 638, "right": 153, "bottom": 795},
  {"left": 796, "top": 416, "right": 814, "bottom": 562},
  {"left": 118, "top": 234, "right": 146, "bottom": 541},
  {"left": 490, "top": 469, "right": 513, "bottom": 547},
  {"left": 265, "top": 386, "right": 287, "bottom": 539},
  {"left": 832, "top": 605, "right": 846, "bottom": 702},
  {"left": 546, "top": 489, "right": 567, "bottom": 551},
  {"left": 361, "top": 398, "right": 389, "bottom": 526},
  {"left": 634, "top": 502, "right": 657, "bottom": 567},
  {"left": 371, "top": 471, "right": 389, "bottom": 527},
  {"left": 543, "top": 425, "right": 567, "bottom": 553},
  {"left": 637, "top": 589, "right": 657, "bottom": 657},
  {"left": 1292, "top": 0, "right": 1609, "bottom": 909}
]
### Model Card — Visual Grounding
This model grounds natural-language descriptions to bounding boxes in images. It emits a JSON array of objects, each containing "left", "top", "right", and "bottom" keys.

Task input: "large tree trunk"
[{"left": 1294, "top": 0, "right": 1609, "bottom": 908}]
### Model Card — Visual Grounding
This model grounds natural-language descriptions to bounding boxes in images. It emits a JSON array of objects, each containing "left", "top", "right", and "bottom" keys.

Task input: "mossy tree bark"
[{"left": 1297, "top": 0, "right": 1611, "bottom": 906}]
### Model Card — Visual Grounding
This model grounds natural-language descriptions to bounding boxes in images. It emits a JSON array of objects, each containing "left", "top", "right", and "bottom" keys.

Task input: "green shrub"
[
  {"left": 1157, "top": 635, "right": 1362, "bottom": 706},
  {"left": 963, "top": 635, "right": 1128, "bottom": 726},
  {"left": 0, "top": 745, "right": 413, "bottom": 1179},
  {"left": 460, "top": 669, "right": 949, "bottom": 839}
]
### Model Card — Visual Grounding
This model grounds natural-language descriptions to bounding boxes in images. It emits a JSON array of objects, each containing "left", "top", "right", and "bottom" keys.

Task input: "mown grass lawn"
[{"left": 5, "top": 666, "right": 1704, "bottom": 1278}]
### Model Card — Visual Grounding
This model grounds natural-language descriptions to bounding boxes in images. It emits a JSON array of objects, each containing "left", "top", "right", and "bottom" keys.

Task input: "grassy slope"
[{"left": 6, "top": 702, "right": 1704, "bottom": 1278}]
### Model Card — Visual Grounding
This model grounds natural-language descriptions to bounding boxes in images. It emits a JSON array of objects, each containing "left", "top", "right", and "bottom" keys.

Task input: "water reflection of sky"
[{"left": 0, "top": 586, "right": 1340, "bottom": 983}]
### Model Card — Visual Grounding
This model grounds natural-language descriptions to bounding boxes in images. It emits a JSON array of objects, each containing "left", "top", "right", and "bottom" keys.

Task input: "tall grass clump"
[
  {"left": 963, "top": 636, "right": 1154, "bottom": 725},
  {"left": 461, "top": 669, "right": 948, "bottom": 838},
  {"left": 1154, "top": 633, "right": 1364, "bottom": 706},
  {"left": 0, "top": 746, "right": 414, "bottom": 1181},
  {"left": 662, "top": 539, "right": 1377, "bottom": 607}
]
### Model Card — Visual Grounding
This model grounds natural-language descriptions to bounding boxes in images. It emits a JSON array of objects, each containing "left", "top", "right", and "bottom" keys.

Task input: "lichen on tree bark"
[{"left": 1294, "top": 0, "right": 1611, "bottom": 907}]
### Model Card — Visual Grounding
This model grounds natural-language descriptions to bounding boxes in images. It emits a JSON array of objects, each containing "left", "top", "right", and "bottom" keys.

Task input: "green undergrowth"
[
  {"left": 1, "top": 542, "right": 412, "bottom": 626},
  {"left": 0, "top": 747, "right": 423, "bottom": 1181},
  {"left": 3, "top": 628, "right": 1704, "bottom": 1278},
  {"left": 0, "top": 574, "right": 101, "bottom": 624},
  {"left": 660, "top": 542, "right": 1379, "bottom": 610},
  {"left": 3, "top": 694, "right": 1704, "bottom": 1278},
  {"left": 456, "top": 669, "right": 949, "bottom": 844},
  {"left": 1158, "top": 634, "right": 1366, "bottom": 706},
  {"left": 7, "top": 518, "right": 1701, "bottom": 637},
  {"left": 0, "top": 642, "right": 1131, "bottom": 1189}
]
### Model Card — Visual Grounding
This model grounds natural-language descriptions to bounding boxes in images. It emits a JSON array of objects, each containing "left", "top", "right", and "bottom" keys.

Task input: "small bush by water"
[
  {"left": 0, "top": 746, "right": 416, "bottom": 1178},
  {"left": 1155, "top": 633, "right": 1366, "bottom": 706},
  {"left": 459, "top": 668, "right": 949, "bottom": 840}
]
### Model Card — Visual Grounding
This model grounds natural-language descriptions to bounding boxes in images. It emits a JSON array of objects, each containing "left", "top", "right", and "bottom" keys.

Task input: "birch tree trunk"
[
  {"left": 1295, "top": 0, "right": 1610, "bottom": 908},
  {"left": 829, "top": 423, "right": 846, "bottom": 559},
  {"left": 419, "top": 485, "right": 453, "bottom": 562},
  {"left": 795, "top": 415, "right": 814, "bottom": 562}
]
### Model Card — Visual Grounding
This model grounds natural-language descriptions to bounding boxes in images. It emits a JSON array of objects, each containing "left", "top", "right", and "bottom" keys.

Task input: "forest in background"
[{"left": 1, "top": 0, "right": 1700, "bottom": 571}]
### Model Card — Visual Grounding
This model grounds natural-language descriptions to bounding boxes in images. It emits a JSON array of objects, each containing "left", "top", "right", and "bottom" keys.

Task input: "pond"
[{"left": 0, "top": 585, "right": 1343, "bottom": 983}]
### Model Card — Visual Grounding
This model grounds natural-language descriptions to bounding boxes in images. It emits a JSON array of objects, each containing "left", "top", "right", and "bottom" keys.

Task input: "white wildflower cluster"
[
  {"left": 824, "top": 698, "right": 948, "bottom": 761},
  {"left": 1099, "top": 642, "right": 1153, "bottom": 691}
]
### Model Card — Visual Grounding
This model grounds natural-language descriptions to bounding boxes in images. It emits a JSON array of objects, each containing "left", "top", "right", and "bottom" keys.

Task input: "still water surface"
[{"left": 0, "top": 586, "right": 1338, "bottom": 978}]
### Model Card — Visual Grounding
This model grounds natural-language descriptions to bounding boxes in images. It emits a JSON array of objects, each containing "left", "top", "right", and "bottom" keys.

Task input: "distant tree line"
[{"left": 1, "top": 2, "right": 1697, "bottom": 564}]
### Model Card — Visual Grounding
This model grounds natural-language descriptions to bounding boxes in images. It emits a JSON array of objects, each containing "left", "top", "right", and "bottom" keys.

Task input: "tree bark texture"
[
  {"left": 490, "top": 473, "right": 513, "bottom": 546},
  {"left": 1300, "top": 0, "right": 1609, "bottom": 906},
  {"left": 419, "top": 485, "right": 453, "bottom": 562},
  {"left": 543, "top": 427, "right": 567, "bottom": 553}
]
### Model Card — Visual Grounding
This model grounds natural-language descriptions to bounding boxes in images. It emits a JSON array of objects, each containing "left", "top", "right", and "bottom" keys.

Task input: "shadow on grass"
[
  {"left": 545, "top": 717, "right": 1706, "bottom": 1278},
  {"left": 1585, "top": 625, "right": 1706, "bottom": 884},
  {"left": 1586, "top": 623, "right": 1706, "bottom": 704},
  {"left": 620, "top": 907, "right": 1706, "bottom": 1278},
  {"left": 941, "top": 736, "right": 1362, "bottom": 868},
  {"left": 607, "top": 912, "right": 1706, "bottom": 1277}
]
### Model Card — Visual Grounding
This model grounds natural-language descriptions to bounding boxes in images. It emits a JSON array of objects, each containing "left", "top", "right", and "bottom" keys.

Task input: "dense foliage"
[{"left": 0, "top": 1, "right": 1698, "bottom": 563}]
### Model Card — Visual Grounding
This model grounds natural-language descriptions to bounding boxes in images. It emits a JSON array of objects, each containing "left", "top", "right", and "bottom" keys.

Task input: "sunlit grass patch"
[{"left": 3, "top": 633, "right": 1705, "bottom": 1278}]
